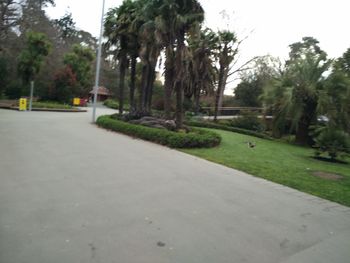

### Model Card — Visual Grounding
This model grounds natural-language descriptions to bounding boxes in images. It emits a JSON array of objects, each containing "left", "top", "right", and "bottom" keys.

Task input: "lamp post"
[{"left": 92, "top": 0, "right": 106, "bottom": 123}]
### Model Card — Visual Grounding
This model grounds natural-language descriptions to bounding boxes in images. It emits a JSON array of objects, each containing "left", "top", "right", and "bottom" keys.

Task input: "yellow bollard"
[
  {"left": 73, "top": 98, "right": 80, "bottom": 106},
  {"left": 19, "top": 98, "right": 27, "bottom": 111}
]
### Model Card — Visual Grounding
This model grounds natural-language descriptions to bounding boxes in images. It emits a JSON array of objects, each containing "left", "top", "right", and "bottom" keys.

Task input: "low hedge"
[
  {"left": 185, "top": 120, "right": 273, "bottom": 140},
  {"left": 32, "top": 101, "right": 73, "bottom": 109},
  {"left": 97, "top": 115, "right": 221, "bottom": 148},
  {"left": 103, "top": 99, "right": 130, "bottom": 111}
]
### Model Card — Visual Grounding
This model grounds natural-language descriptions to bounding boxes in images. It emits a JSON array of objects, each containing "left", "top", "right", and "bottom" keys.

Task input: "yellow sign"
[
  {"left": 19, "top": 98, "right": 27, "bottom": 111},
  {"left": 73, "top": 98, "right": 80, "bottom": 106}
]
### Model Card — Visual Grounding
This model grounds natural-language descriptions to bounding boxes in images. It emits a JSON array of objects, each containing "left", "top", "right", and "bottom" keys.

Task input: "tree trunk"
[
  {"left": 295, "top": 100, "right": 317, "bottom": 145},
  {"left": 118, "top": 56, "right": 127, "bottom": 115},
  {"left": 218, "top": 74, "right": 228, "bottom": 109},
  {"left": 194, "top": 86, "right": 200, "bottom": 115},
  {"left": 214, "top": 64, "right": 225, "bottom": 121},
  {"left": 175, "top": 81, "right": 183, "bottom": 129},
  {"left": 129, "top": 55, "right": 137, "bottom": 114},
  {"left": 139, "top": 63, "right": 149, "bottom": 115},
  {"left": 164, "top": 45, "right": 175, "bottom": 119},
  {"left": 146, "top": 65, "right": 156, "bottom": 113},
  {"left": 174, "top": 31, "right": 185, "bottom": 129},
  {"left": 295, "top": 118, "right": 311, "bottom": 145}
]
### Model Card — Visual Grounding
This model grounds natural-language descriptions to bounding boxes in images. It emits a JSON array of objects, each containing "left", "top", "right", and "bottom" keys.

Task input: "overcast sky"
[{"left": 46, "top": 0, "right": 350, "bottom": 91}]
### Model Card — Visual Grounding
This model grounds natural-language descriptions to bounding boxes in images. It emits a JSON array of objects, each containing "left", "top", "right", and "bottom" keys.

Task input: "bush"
[
  {"left": 314, "top": 128, "right": 350, "bottom": 160},
  {"left": 230, "top": 111, "right": 265, "bottom": 132},
  {"left": 49, "top": 66, "right": 78, "bottom": 103},
  {"left": 97, "top": 115, "right": 221, "bottom": 148},
  {"left": 103, "top": 99, "right": 130, "bottom": 111},
  {"left": 186, "top": 120, "right": 272, "bottom": 140}
]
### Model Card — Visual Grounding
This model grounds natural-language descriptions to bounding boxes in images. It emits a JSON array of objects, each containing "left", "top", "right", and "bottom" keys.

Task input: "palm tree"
[
  {"left": 213, "top": 30, "right": 237, "bottom": 121},
  {"left": 105, "top": 6, "right": 128, "bottom": 114},
  {"left": 186, "top": 27, "right": 218, "bottom": 114},
  {"left": 168, "top": 0, "right": 204, "bottom": 128},
  {"left": 105, "top": 0, "right": 143, "bottom": 115},
  {"left": 138, "top": 20, "right": 162, "bottom": 115},
  {"left": 262, "top": 37, "right": 331, "bottom": 144}
]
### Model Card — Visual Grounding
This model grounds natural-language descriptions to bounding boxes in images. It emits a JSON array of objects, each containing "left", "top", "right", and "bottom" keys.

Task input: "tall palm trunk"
[
  {"left": 146, "top": 67, "right": 156, "bottom": 112},
  {"left": 175, "top": 81, "right": 184, "bottom": 129},
  {"left": 140, "top": 63, "right": 149, "bottom": 115},
  {"left": 118, "top": 55, "right": 127, "bottom": 115},
  {"left": 295, "top": 100, "right": 317, "bottom": 145},
  {"left": 194, "top": 83, "right": 201, "bottom": 115},
  {"left": 175, "top": 30, "right": 185, "bottom": 129},
  {"left": 164, "top": 45, "right": 175, "bottom": 119},
  {"left": 214, "top": 63, "right": 225, "bottom": 121},
  {"left": 129, "top": 55, "right": 137, "bottom": 114}
]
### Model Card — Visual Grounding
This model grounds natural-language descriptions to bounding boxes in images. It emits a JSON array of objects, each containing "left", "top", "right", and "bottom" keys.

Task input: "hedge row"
[
  {"left": 185, "top": 120, "right": 273, "bottom": 140},
  {"left": 97, "top": 115, "right": 221, "bottom": 148}
]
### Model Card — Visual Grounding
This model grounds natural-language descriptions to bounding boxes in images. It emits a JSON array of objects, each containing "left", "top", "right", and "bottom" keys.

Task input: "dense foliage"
[{"left": 313, "top": 127, "right": 350, "bottom": 160}]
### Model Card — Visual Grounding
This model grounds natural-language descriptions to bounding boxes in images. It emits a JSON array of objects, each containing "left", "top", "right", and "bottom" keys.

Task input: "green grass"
[
  {"left": 182, "top": 129, "right": 350, "bottom": 206},
  {"left": 32, "top": 101, "right": 73, "bottom": 109}
]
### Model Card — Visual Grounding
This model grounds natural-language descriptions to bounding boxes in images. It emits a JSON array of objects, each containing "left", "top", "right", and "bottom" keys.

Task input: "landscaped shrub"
[
  {"left": 313, "top": 128, "right": 350, "bottom": 161},
  {"left": 230, "top": 111, "right": 265, "bottom": 132},
  {"left": 104, "top": 99, "right": 130, "bottom": 111},
  {"left": 185, "top": 120, "right": 272, "bottom": 140},
  {"left": 97, "top": 115, "right": 221, "bottom": 148}
]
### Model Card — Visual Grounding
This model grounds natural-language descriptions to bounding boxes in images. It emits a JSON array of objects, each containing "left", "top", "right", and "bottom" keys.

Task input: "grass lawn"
[
  {"left": 182, "top": 129, "right": 350, "bottom": 207},
  {"left": 32, "top": 101, "right": 73, "bottom": 109}
]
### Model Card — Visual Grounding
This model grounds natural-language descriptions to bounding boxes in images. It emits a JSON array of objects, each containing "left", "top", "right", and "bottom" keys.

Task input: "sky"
[{"left": 46, "top": 0, "right": 350, "bottom": 91}]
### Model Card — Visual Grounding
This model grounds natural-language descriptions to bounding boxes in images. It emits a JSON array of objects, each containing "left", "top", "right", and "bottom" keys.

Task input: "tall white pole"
[{"left": 92, "top": 0, "right": 106, "bottom": 123}]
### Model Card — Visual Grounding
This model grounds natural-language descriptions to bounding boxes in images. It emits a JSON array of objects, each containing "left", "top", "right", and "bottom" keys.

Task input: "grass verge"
[
  {"left": 185, "top": 120, "right": 272, "bottom": 140},
  {"left": 182, "top": 129, "right": 350, "bottom": 206},
  {"left": 31, "top": 101, "right": 73, "bottom": 109}
]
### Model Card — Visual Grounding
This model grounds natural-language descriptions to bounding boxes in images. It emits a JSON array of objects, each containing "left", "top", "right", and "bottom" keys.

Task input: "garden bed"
[{"left": 96, "top": 115, "right": 221, "bottom": 148}]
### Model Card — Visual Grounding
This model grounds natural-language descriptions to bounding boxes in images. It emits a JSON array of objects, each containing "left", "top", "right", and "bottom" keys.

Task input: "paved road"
[{"left": 0, "top": 108, "right": 350, "bottom": 263}]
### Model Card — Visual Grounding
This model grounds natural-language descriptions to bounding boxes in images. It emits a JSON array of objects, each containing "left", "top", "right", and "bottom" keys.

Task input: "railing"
[{"left": 201, "top": 107, "right": 264, "bottom": 116}]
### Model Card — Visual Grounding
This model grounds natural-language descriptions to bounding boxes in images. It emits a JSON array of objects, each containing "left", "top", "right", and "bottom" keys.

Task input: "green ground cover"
[
  {"left": 182, "top": 129, "right": 350, "bottom": 206},
  {"left": 31, "top": 101, "right": 73, "bottom": 109}
]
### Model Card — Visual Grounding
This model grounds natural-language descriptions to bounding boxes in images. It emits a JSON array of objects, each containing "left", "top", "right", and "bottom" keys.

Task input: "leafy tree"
[
  {"left": 234, "top": 56, "right": 280, "bottom": 107},
  {"left": 18, "top": 31, "right": 51, "bottom": 84},
  {"left": 17, "top": 31, "right": 51, "bottom": 108},
  {"left": 63, "top": 44, "right": 95, "bottom": 97},
  {"left": 318, "top": 48, "right": 350, "bottom": 133},
  {"left": 50, "top": 66, "right": 77, "bottom": 103},
  {"left": 213, "top": 31, "right": 255, "bottom": 121},
  {"left": 54, "top": 12, "right": 77, "bottom": 39},
  {"left": 336, "top": 48, "right": 350, "bottom": 76},
  {"left": 0, "top": 55, "right": 8, "bottom": 97},
  {"left": 0, "top": 0, "right": 19, "bottom": 48},
  {"left": 262, "top": 37, "right": 330, "bottom": 144}
]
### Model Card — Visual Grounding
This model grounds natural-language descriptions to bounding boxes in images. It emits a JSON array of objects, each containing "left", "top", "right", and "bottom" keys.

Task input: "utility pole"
[{"left": 92, "top": 0, "right": 106, "bottom": 123}]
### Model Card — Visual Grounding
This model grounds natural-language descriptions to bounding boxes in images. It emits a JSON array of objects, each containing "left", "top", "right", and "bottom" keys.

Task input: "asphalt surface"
[{"left": 0, "top": 108, "right": 350, "bottom": 263}]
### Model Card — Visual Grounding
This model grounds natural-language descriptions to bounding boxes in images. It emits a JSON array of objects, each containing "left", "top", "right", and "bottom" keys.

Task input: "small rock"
[{"left": 157, "top": 241, "right": 166, "bottom": 247}]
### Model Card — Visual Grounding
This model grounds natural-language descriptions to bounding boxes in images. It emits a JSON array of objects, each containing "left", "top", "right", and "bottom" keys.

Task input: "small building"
[{"left": 89, "top": 86, "right": 112, "bottom": 102}]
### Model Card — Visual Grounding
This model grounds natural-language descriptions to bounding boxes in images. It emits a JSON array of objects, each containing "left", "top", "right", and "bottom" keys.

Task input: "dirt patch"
[{"left": 312, "top": 171, "right": 344, "bottom": 181}]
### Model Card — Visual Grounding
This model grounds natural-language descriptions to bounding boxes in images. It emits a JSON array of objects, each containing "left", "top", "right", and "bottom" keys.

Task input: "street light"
[{"left": 92, "top": 0, "right": 106, "bottom": 123}]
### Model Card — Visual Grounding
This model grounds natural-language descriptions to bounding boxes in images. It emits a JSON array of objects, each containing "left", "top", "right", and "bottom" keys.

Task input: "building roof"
[{"left": 89, "top": 86, "right": 111, "bottom": 96}]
